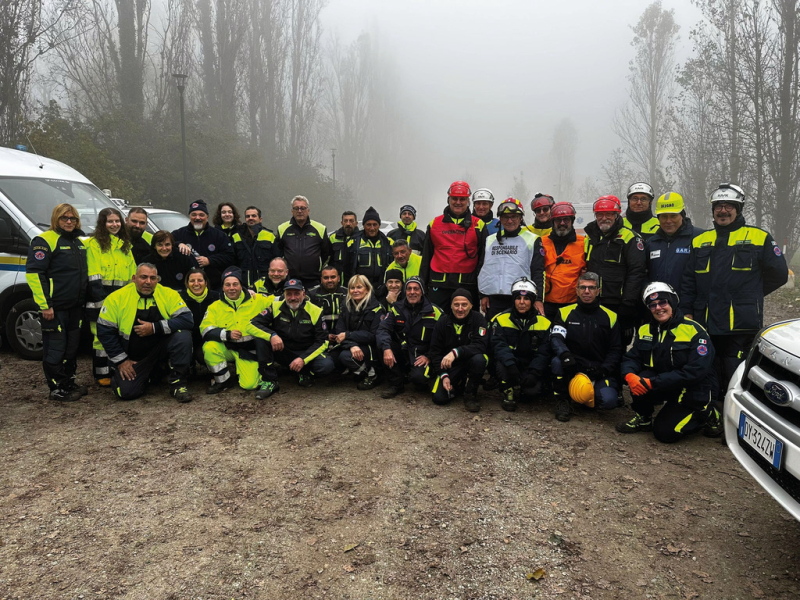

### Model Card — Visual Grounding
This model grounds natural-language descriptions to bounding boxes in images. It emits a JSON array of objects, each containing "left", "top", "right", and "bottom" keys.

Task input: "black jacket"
[
  {"left": 276, "top": 218, "right": 331, "bottom": 284},
  {"left": 329, "top": 226, "right": 359, "bottom": 277},
  {"left": 180, "top": 288, "right": 221, "bottom": 349},
  {"left": 307, "top": 284, "right": 347, "bottom": 331},
  {"left": 350, "top": 230, "right": 393, "bottom": 288},
  {"left": 387, "top": 223, "right": 426, "bottom": 253},
  {"left": 250, "top": 298, "right": 328, "bottom": 361},
  {"left": 550, "top": 300, "right": 622, "bottom": 376},
  {"left": 332, "top": 296, "right": 386, "bottom": 351},
  {"left": 172, "top": 224, "right": 236, "bottom": 289},
  {"left": 489, "top": 308, "right": 551, "bottom": 375},
  {"left": 147, "top": 249, "right": 198, "bottom": 291},
  {"left": 429, "top": 310, "right": 489, "bottom": 375},
  {"left": 376, "top": 295, "right": 442, "bottom": 358},
  {"left": 26, "top": 228, "right": 88, "bottom": 310},
  {"left": 233, "top": 223, "right": 278, "bottom": 287},
  {"left": 644, "top": 217, "right": 703, "bottom": 295}
]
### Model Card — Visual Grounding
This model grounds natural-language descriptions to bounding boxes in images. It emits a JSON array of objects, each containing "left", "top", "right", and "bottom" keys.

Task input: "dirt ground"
[{"left": 2, "top": 291, "right": 800, "bottom": 600}]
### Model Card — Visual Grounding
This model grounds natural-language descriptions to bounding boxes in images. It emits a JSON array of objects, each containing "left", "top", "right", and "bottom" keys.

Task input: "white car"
[{"left": 725, "top": 318, "right": 800, "bottom": 521}]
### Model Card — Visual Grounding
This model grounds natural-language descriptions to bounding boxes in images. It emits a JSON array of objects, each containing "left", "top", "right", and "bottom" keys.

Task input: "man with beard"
[
  {"left": 681, "top": 183, "right": 787, "bottom": 423},
  {"left": 329, "top": 211, "right": 359, "bottom": 278},
  {"left": 420, "top": 181, "right": 488, "bottom": 309},
  {"left": 550, "top": 272, "right": 623, "bottom": 422},
  {"left": 429, "top": 288, "right": 489, "bottom": 412},
  {"left": 471, "top": 188, "right": 499, "bottom": 235},
  {"left": 377, "top": 276, "right": 443, "bottom": 398},
  {"left": 384, "top": 239, "right": 421, "bottom": 281},
  {"left": 255, "top": 257, "right": 289, "bottom": 297},
  {"left": 97, "top": 263, "right": 194, "bottom": 402},
  {"left": 307, "top": 264, "right": 347, "bottom": 332},
  {"left": 232, "top": 206, "right": 277, "bottom": 287},
  {"left": 126, "top": 207, "right": 152, "bottom": 264},
  {"left": 534, "top": 202, "right": 586, "bottom": 322},
  {"left": 623, "top": 182, "right": 659, "bottom": 240},
  {"left": 584, "top": 195, "right": 646, "bottom": 343},
  {"left": 276, "top": 195, "right": 331, "bottom": 288},
  {"left": 173, "top": 199, "right": 235, "bottom": 289},
  {"left": 527, "top": 194, "right": 555, "bottom": 236},
  {"left": 350, "top": 206, "right": 393, "bottom": 288},
  {"left": 250, "top": 278, "right": 335, "bottom": 389},
  {"left": 489, "top": 278, "right": 551, "bottom": 412},
  {"left": 201, "top": 267, "right": 274, "bottom": 396},
  {"left": 387, "top": 205, "right": 426, "bottom": 254}
]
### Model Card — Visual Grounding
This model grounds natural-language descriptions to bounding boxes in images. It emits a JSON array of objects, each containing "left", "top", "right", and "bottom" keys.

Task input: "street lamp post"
[
  {"left": 331, "top": 148, "right": 336, "bottom": 194},
  {"left": 173, "top": 73, "right": 189, "bottom": 206}
]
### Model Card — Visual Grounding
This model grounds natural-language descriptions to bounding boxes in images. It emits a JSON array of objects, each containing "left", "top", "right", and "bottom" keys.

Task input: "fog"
[{"left": 321, "top": 0, "right": 703, "bottom": 223}]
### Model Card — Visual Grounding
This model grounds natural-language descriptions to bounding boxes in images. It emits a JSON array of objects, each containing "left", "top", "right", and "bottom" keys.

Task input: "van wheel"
[{"left": 6, "top": 298, "right": 43, "bottom": 360}]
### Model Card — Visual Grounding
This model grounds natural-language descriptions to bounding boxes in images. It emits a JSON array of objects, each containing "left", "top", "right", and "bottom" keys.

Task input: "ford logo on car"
[{"left": 764, "top": 381, "right": 791, "bottom": 406}]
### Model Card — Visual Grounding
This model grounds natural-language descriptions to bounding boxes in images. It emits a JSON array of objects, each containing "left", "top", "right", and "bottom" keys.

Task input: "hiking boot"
[
  {"left": 615, "top": 413, "right": 653, "bottom": 433},
  {"left": 50, "top": 387, "right": 81, "bottom": 402},
  {"left": 501, "top": 388, "right": 517, "bottom": 412},
  {"left": 554, "top": 397, "right": 574, "bottom": 422},
  {"left": 703, "top": 407, "right": 724, "bottom": 438},
  {"left": 97, "top": 377, "right": 112, "bottom": 388},
  {"left": 65, "top": 380, "right": 89, "bottom": 397},
  {"left": 206, "top": 378, "right": 235, "bottom": 395},
  {"left": 357, "top": 373, "right": 378, "bottom": 391},
  {"left": 464, "top": 392, "right": 481, "bottom": 413},
  {"left": 255, "top": 380, "right": 279, "bottom": 400},
  {"left": 381, "top": 385, "right": 404, "bottom": 399},
  {"left": 297, "top": 373, "right": 314, "bottom": 388},
  {"left": 172, "top": 386, "right": 193, "bottom": 403},
  {"left": 483, "top": 376, "right": 500, "bottom": 391}
]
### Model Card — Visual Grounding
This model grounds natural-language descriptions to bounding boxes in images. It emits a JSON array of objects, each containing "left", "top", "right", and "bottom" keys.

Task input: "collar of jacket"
[
  {"left": 222, "top": 291, "right": 250, "bottom": 310},
  {"left": 576, "top": 298, "right": 601, "bottom": 313},
  {"left": 451, "top": 309, "right": 476, "bottom": 326},
  {"left": 586, "top": 216, "right": 623, "bottom": 240},
  {"left": 625, "top": 206, "right": 654, "bottom": 225},
  {"left": 399, "top": 221, "right": 418, "bottom": 233},
  {"left": 713, "top": 213, "right": 746, "bottom": 234},
  {"left": 498, "top": 225, "right": 522, "bottom": 239},
  {"left": 654, "top": 216, "right": 694, "bottom": 242},
  {"left": 649, "top": 307, "right": 685, "bottom": 334},
  {"left": 56, "top": 227, "right": 84, "bottom": 239},
  {"left": 443, "top": 206, "right": 471, "bottom": 223},
  {"left": 473, "top": 209, "right": 495, "bottom": 224},
  {"left": 186, "top": 288, "right": 209, "bottom": 303},
  {"left": 336, "top": 225, "right": 359, "bottom": 239},
  {"left": 290, "top": 216, "right": 312, "bottom": 229}
]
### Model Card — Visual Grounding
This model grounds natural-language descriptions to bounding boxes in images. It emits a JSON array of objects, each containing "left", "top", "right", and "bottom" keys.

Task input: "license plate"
[{"left": 738, "top": 411, "right": 784, "bottom": 470}]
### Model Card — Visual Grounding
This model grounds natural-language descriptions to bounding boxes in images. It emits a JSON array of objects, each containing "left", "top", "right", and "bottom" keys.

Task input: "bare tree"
[
  {"left": 508, "top": 171, "right": 530, "bottom": 202},
  {"left": 613, "top": 1, "right": 679, "bottom": 189},
  {"left": 601, "top": 148, "right": 634, "bottom": 200}
]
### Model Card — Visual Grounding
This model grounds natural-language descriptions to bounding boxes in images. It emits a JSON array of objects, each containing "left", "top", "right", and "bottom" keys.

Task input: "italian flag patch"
[{"left": 478, "top": 327, "right": 487, "bottom": 336}]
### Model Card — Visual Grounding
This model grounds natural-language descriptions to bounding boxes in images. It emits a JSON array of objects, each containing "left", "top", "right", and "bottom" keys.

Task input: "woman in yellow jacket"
[{"left": 86, "top": 207, "right": 136, "bottom": 385}]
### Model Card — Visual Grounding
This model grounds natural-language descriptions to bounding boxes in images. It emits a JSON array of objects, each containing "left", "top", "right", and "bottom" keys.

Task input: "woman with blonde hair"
[
  {"left": 25, "top": 203, "right": 89, "bottom": 401},
  {"left": 86, "top": 206, "right": 136, "bottom": 385},
  {"left": 329, "top": 274, "right": 386, "bottom": 390}
]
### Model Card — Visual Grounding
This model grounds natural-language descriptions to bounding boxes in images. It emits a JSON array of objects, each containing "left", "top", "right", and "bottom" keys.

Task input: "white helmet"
[
  {"left": 472, "top": 188, "right": 495, "bottom": 204},
  {"left": 642, "top": 281, "right": 679, "bottom": 305},
  {"left": 710, "top": 183, "right": 745, "bottom": 208},
  {"left": 627, "top": 182, "right": 655, "bottom": 199},
  {"left": 511, "top": 277, "right": 537, "bottom": 298}
]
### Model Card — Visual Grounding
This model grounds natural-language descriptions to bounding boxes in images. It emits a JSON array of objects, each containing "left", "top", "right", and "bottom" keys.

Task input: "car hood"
[{"left": 761, "top": 319, "right": 800, "bottom": 358}]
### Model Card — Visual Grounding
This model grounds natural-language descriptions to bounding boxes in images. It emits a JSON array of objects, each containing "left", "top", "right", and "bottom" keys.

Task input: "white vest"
[{"left": 478, "top": 229, "right": 539, "bottom": 296}]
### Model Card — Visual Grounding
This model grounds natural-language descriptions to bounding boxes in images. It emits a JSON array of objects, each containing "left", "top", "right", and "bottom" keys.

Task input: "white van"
[{"left": 0, "top": 147, "right": 123, "bottom": 359}]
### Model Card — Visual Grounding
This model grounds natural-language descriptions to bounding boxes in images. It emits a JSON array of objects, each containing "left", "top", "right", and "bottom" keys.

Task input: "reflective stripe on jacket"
[{"left": 26, "top": 228, "right": 88, "bottom": 310}]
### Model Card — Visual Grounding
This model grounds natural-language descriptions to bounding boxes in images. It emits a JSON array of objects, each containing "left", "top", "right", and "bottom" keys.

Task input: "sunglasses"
[
  {"left": 647, "top": 299, "right": 669, "bottom": 310},
  {"left": 533, "top": 207, "right": 550, "bottom": 214},
  {"left": 59, "top": 216, "right": 78, "bottom": 222}
]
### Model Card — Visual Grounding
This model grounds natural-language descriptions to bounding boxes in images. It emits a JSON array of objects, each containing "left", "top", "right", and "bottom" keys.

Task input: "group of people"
[{"left": 26, "top": 180, "right": 788, "bottom": 444}]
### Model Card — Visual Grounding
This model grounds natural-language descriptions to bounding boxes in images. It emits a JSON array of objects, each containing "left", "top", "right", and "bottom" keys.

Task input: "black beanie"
[
  {"left": 405, "top": 276, "right": 425, "bottom": 293},
  {"left": 399, "top": 205, "right": 417, "bottom": 218},
  {"left": 221, "top": 267, "right": 246, "bottom": 288},
  {"left": 451, "top": 287, "right": 473, "bottom": 304},
  {"left": 189, "top": 199, "right": 209, "bottom": 216},
  {"left": 362, "top": 206, "right": 381, "bottom": 225},
  {"left": 384, "top": 269, "right": 404, "bottom": 283}
]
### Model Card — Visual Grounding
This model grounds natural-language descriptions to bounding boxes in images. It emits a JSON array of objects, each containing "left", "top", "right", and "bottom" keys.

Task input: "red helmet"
[
  {"left": 593, "top": 195, "right": 622, "bottom": 214},
  {"left": 448, "top": 181, "right": 471, "bottom": 198},
  {"left": 551, "top": 202, "right": 576, "bottom": 219},
  {"left": 531, "top": 193, "right": 555, "bottom": 211}
]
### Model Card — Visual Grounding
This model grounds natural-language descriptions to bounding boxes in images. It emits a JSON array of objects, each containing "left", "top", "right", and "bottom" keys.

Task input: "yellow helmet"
[
  {"left": 568, "top": 373, "right": 595, "bottom": 407},
  {"left": 655, "top": 192, "right": 685, "bottom": 215}
]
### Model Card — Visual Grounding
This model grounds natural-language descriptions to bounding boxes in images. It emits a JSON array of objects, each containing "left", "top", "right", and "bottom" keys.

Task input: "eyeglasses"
[
  {"left": 59, "top": 216, "right": 78, "bottom": 222},
  {"left": 577, "top": 285, "right": 598, "bottom": 291},
  {"left": 292, "top": 206, "right": 308, "bottom": 212},
  {"left": 647, "top": 299, "right": 669, "bottom": 310}
]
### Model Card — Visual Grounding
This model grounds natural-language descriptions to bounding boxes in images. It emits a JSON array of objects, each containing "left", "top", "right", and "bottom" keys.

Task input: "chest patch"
[
  {"left": 676, "top": 247, "right": 690, "bottom": 254},
  {"left": 649, "top": 250, "right": 661, "bottom": 259}
]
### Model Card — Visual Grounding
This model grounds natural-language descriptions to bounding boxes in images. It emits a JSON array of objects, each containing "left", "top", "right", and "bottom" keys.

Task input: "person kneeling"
[
  {"left": 616, "top": 282, "right": 720, "bottom": 443},
  {"left": 550, "top": 271, "right": 623, "bottom": 421},
  {"left": 429, "top": 289, "right": 489, "bottom": 412},
  {"left": 250, "top": 279, "right": 335, "bottom": 389},
  {"left": 329, "top": 275, "right": 386, "bottom": 390},
  {"left": 377, "top": 276, "right": 443, "bottom": 398},
  {"left": 490, "top": 278, "right": 551, "bottom": 412},
  {"left": 96, "top": 263, "right": 194, "bottom": 402},
  {"left": 201, "top": 268, "right": 274, "bottom": 398}
]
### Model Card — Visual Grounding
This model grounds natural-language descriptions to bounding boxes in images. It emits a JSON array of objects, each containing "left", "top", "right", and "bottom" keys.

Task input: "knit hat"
[
  {"left": 221, "top": 267, "right": 246, "bottom": 288},
  {"left": 399, "top": 205, "right": 417, "bottom": 218},
  {"left": 405, "top": 276, "right": 425, "bottom": 293},
  {"left": 362, "top": 206, "right": 381, "bottom": 225},
  {"left": 450, "top": 287, "right": 473, "bottom": 305},
  {"left": 189, "top": 199, "right": 209, "bottom": 215},
  {"left": 384, "top": 269, "right": 404, "bottom": 283}
]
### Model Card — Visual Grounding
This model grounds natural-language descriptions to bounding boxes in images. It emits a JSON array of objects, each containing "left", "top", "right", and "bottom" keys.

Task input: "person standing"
[
  {"left": 420, "top": 181, "right": 487, "bottom": 309},
  {"left": 275, "top": 195, "right": 331, "bottom": 288},
  {"left": 527, "top": 193, "right": 555, "bottom": 236},
  {"left": 472, "top": 188, "right": 499, "bottom": 235},
  {"left": 173, "top": 199, "right": 236, "bottom": 290},
  {"left": 26, "top": 203, "right": 89, "bottom": 401},
  {"left": 213, "top": 202, "right": 241, "bottom": 241},
  {"left": 681, "top": 183, "right": 788, "bottom": 409},
  {"left": 86, "top": 207, "right": 137, "bottom": 386},
  {"left": 387, "top": 205, "right": 426, "bottom": 254},
  {"left": 329, "top": 211, "right": 359, "bottom": 278},
  {"left": 126, "top": 207, "right": 152, "bottom": 264},
  {"left": 350, "top": 206, "right": 393, "bottom": 289},
  {"left": 233, "top": 206, "right": 277, "bottom": 288},
  {"left": 623, "top": 182, "right": 659, "bottom": 240}
]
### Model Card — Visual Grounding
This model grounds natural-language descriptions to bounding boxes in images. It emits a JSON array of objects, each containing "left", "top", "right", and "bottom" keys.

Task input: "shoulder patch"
[
  {"left": 636, "top": 239, "right": 644, "bottom": 251},
  {"left": 478, "top": 327, "right": 487, "bottom": 336},
  {"left": 697, "top": 344, "right": 708, "bottom": 356},
  {"left": 34, "top": 250, "right": 46, "bottom": 260},
  {"left": 775, "top": 246, "right": 782, "bottom": 256}
]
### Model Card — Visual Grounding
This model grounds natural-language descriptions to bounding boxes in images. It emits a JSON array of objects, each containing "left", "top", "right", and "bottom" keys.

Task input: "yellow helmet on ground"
[{"left": 568, "top": 373, "right": 595, "bottom": 407}]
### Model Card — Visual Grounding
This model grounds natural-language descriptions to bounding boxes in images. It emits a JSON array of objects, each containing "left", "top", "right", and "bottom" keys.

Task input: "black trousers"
[
  {"left": 41, "top": 307, "right": 82, "bottom": 391},
  {"left": 255, "top": 338, "right": 335, "bottom": 382},
  {"left": 112, "top": 331, "right": 192, "bottom": 400},
  {"left": 385, "top": 341, "right": 431, "bottom": 390},
  {"left": 710, "top": 334, "right": 754, "bottom": 408},
  {"left": 431, "top": 354, "right": 487, "bottom": 405}
]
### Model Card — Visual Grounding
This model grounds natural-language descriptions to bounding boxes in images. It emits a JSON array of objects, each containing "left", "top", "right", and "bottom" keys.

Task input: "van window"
[
  {"left": 149, "top": 212, "right": 189, "bottom": 233},
  {"left": 0, "top": 177, "right": 117, "bottom": 234}
]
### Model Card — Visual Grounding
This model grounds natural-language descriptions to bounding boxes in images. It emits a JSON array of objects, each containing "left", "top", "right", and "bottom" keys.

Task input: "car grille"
[
  {"left": 737, "top": 437, "right": 800, "bottom": 505},
  {"left": 742, "top": 345, "right": 800, "bottom": 429}
]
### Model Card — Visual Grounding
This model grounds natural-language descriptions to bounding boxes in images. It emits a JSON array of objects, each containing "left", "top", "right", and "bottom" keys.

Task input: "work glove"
[
  {"left": 625, "top": 373, "right": 652, "bottom": 396},
  {"left": 560, "top": 352, "right": 577, "bottom": 372},
  {"left": 585, "top": 366, "right": 606, "bottom": 381}
]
